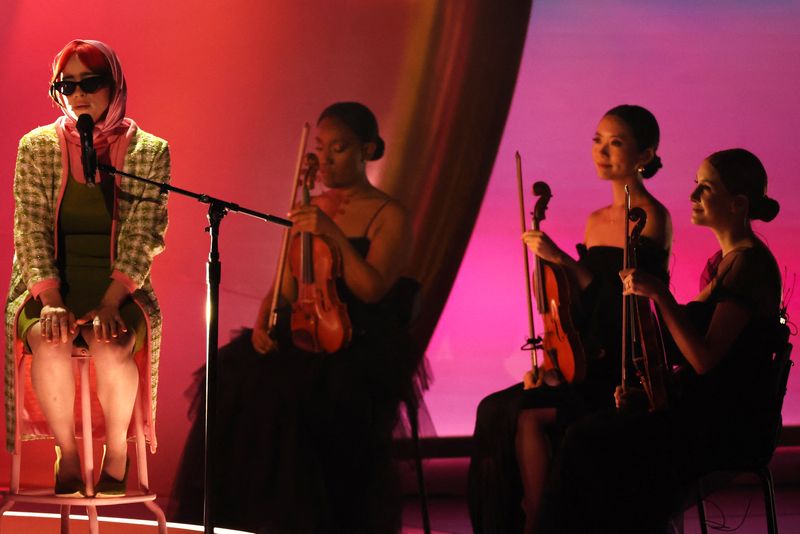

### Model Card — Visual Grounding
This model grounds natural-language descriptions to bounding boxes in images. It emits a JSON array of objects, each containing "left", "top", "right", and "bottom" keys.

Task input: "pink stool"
[{"left": 0, "top": 346, "right": 167, "bottom": 533}]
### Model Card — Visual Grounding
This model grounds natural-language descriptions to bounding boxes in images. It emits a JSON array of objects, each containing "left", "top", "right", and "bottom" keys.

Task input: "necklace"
[{"left": 328, "top": 187, "right": 376, "bottom": 217}]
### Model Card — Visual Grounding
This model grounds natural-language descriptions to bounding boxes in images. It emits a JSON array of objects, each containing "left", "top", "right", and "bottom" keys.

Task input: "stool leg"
[
  {"left": 87, "top": 505, "right": 99, "bottom": 534},
  {"left": 60, "top": 504, "right": 70, "bottom": 534},
  {"left": 78, "top": 359, "right": 95, "bottom": 497},
  {"left": 0, "top": 497, "right": 18, "bottom": 531},
  {"left": 134, "top": 390, "right": 168, "bottom": 533},
  {"left": 133, "top": 392, "right": 149, "bottom": 491},
  {"left": 144, "top": 500, "right": 169, "bottom": 534},
  {"left": 13, "top": 358, "right": 26, "bottom": 494}
]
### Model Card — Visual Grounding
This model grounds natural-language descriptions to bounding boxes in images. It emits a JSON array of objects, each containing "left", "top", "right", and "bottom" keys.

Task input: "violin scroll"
[
  {"left": 629, "top": 207, "right": 647, "bottom": 244},
  {"left": 300, "top": 152, "right": 320, "bottom": 191},
  {"left": 520, "top": 166, "right": 585, "bottom": 383},
  {"left": 532, "top": 181, "right": 552, "bottom": 226}
]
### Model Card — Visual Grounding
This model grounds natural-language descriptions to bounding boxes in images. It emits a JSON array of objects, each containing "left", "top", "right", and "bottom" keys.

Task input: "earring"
[{"left": 636, "top": 166, "right": 645, "bottom": 179}]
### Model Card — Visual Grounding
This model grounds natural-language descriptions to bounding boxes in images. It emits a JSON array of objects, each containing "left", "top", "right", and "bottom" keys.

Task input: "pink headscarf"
[{"left": 54, "top": 39, "right": 137, "bottom": 182}]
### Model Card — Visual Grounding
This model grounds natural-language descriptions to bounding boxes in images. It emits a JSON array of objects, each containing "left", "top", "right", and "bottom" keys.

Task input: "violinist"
[
  {"left": 536, "top": 148, "right": 784, "bottom": 533},
  {"left": 469, "top": 105, "right": 672, "bottom": 534},
  {"left": 171, "top": 102, "right": 417, "bottom": 533}
]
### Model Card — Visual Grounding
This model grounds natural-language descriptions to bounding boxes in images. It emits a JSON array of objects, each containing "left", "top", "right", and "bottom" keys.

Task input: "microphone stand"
[{"left": 99, "top": 163, "right": 291, "bottom": 534}]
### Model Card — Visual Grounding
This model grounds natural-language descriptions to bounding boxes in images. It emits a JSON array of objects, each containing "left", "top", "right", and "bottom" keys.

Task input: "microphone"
[{"left": 76, "top": 114, "right": 97, "bottom": 186}]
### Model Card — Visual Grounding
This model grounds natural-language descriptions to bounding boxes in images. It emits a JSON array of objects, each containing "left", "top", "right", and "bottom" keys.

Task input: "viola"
[
  {"left": 286, "top": 152, "right": 352, "bottom": 353},
  {"left": 620, "top": 186, "right": 670, "bottom": 410},
  {"left": 516, "top": 152, "right": 586, "bottom": 384}
]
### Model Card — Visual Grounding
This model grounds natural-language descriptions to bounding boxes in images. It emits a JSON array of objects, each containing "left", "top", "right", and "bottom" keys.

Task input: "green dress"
[{"left": 17, "top": 176, "right": 145, "bottom": 351}]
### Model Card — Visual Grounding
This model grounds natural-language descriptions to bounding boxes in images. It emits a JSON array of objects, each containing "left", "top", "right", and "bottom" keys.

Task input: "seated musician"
[
  {"left": 536, "top": 148, "right": 785, "bottom": 533},
  {"left": 171, "top": 102, "right": 420, "bottom": 533},
  {"left": 469, "top": 105, "right": 672, "bottom": 534}
]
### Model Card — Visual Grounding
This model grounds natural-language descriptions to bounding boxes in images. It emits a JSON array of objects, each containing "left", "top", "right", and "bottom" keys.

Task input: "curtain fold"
[{"left": 382, "top": 0, "right": 533, "bottom": 351}]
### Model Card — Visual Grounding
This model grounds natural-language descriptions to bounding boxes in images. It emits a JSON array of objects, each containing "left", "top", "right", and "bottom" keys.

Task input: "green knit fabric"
[{"left": 17, "top": 176, "right": 145, "bottom": 351}]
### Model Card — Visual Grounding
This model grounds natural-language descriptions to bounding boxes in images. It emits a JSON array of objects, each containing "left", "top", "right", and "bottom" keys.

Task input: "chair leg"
[
  {"left": 0, "top": 497, "right": 18, "bottom": 532},
  {"left": 671, "top": 511, "right": 685, "bottom": 534},
  {"left": 144, "top": 500, "right": 169, "bottom": 534},
  {"left": 696, "top": 496, "right": 709, "bottom": 534},
  {"left": 78, "top": 359, "right": 95, "bottom": 497},
  {"left": 756, "top": 467, "right": 779, "bottom": 534},
  {"left": 408, "top": 399, "right": 431, "bottom": 534},
  {"left": 87, "top": 505, "right": 99, "bottom": 534},
  {"left": 60, "top": 504, "right": 70, "bottom": 534}
]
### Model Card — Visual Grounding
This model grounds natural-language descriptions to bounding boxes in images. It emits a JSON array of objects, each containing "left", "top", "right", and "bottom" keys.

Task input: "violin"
[
  {"left": 516, "top": 152, "right": 586, "bottom": 384},
  {"left": 285, "top": 152, "right": 353, "bottom": 353},
  {"left": 620, "top": 186, "right": 670, "bottom": 410}
]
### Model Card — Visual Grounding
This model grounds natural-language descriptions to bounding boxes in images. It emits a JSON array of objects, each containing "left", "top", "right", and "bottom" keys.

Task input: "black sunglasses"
[{"left": 51, "top": 76, "right": 108, "bottom": 96}]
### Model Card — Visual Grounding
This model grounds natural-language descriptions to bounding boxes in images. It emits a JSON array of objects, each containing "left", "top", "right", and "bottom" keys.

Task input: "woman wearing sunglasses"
[{"left": 5, "top": 39, "right": 169, "bottom": 497}]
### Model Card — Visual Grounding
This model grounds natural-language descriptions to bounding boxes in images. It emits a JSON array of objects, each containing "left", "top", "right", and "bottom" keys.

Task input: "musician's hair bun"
[
  {"left": 605, "top": 104, "right": 662, "bottom": 179},
  {"left": 707, "top": 148, "right": 779, "bottom": 222},
  {"left": 318, "top": 102, "right": 384, "bottom": 161}
]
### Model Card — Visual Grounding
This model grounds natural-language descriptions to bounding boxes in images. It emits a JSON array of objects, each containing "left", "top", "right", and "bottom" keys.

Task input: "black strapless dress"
[{"left": 468, "top": 241, "right": 669, "bottom": 534}]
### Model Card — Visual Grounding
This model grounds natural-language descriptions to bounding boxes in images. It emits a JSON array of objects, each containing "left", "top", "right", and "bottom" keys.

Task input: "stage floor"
[
  {"left": 0, "top": 511, "right": 249, "bottom": 533},
  {"left": 399, "top": 451, "right": 800, "bottom": 534},
  {"left": 3, "top": 449, "right": 798, "bottom": 534},
  {"left": 0, "top": 511, "right": 449, "bottom": 534}
]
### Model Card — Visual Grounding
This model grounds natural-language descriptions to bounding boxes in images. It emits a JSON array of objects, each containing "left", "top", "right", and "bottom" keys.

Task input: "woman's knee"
[
  {"left": 27, "top": 323, "right": 79, "bottom": 358},
  {"left": 86, "top": 332, "right": 136, "bottom": 365},
  {"left": 476, "top": 385, "right": 522, "bottom": 428},
  {"left": 517, "top": 407, "right": 556, "bottom": 433}
]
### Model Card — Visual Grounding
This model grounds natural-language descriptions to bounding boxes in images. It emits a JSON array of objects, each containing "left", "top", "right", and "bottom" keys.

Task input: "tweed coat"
[{"left": 4, "top": 122, "right": 169, "bottom": 452}]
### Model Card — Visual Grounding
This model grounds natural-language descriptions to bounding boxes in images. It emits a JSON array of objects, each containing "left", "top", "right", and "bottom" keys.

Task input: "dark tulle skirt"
[{"left": 170, "top": 320, "right": 422, "bottom": 534}]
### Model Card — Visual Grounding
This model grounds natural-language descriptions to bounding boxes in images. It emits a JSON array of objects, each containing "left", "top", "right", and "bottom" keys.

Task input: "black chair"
[
  {"left": 385, "top": 276, "right": 432, "bottom": 534},
  {"left": 681, "top": 328, "right": 793, "bottom": 534},
  {"left": 403, "top": 381, "right": 432, "bottom": 534}
]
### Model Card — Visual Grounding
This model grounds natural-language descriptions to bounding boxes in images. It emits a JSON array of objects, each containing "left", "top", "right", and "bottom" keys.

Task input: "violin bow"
[
  {"left": 516, "top": 151, "right": 540, "bottom": 383},
  {"left": 268, "top": 122, "right": 310, "bottom": 336}
]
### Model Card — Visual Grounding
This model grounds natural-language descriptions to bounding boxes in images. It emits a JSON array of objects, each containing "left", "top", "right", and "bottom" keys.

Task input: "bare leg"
[
  {"left": 516, "top": 407, "right": 556, "bottom": 534},
  {"left": 28, "top": 324, "right": 82, "bottom": 481},
  {"left": 84, "top": 325, "right": 137, "bottom": 480}
]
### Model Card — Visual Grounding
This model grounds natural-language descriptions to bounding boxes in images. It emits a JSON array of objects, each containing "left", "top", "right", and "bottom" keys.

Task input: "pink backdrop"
[
  {"left": 426, "top": 1, "right": 800, "bottom": 435},
  {"left": 1, "top": 1, "right": 798, "bottom": 499}
]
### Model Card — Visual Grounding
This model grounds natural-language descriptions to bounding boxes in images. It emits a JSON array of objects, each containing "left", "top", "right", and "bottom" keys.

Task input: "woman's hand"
[
  {"left": 251, "top": 323, "right": 277, "bottom": 354},
  {"left": 522, "top": 230, "right": 564, "bottom": 264},
  {"left": 289, "top": 205, "right": 341, "bottom": 240},
  {"left": 77, "top": 303, "right": 127, "bottom": 343},
  {"left": 522, "top": 368, "right": 564, "bottom": 389},
  {"left": 40, "top": 305, "right": 77, "bottom": 344},
  {"left": 620, "top": 268, "right": 666, "bottom": 302},
  {"left": 522, "top": 369, "right": 542, "bottom": 390},
  {"left": 614, "top": 385, "right": 649, "bottom": 411}
]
